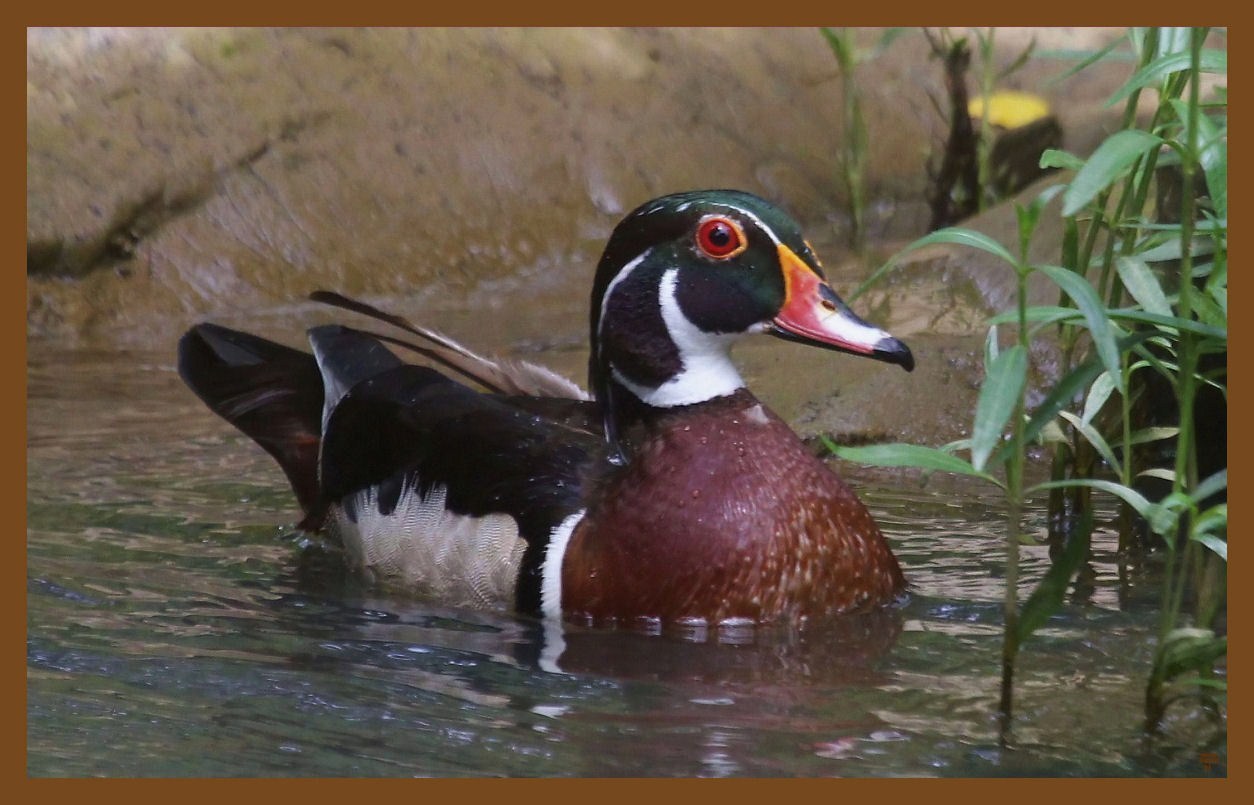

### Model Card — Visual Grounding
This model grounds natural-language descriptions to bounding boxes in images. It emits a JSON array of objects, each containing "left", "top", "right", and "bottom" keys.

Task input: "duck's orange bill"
[{"left": 770, "top": 244, "right": 914, "bottom": 371}]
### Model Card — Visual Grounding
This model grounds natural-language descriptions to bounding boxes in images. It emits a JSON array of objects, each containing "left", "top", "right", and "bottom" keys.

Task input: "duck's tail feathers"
[
  {"left": 177, "top": 323, "right": 326, "bottom": 530},
  {"left": 309, "top": 290, "right": 589, "bottom": 401}
]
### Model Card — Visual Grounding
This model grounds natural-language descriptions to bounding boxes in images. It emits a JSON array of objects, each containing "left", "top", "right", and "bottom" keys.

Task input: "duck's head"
[{"left": 589, "top": 189, "right": 913, "bottom": 456}]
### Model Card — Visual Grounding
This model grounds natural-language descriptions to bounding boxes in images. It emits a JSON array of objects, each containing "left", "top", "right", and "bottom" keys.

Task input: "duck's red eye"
[{"left": 696, "top": 217, "right": 744, "bottom": 259}]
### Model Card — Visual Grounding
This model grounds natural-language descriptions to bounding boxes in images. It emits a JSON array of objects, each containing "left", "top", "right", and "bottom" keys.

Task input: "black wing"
[{"left": 312, "top": 328, "right": 606, "bottom": 612}]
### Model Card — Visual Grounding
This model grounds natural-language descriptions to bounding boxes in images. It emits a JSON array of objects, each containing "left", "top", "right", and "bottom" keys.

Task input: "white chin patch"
[{"left": 614, "top": 269, "right": 748, "bottom": 408}]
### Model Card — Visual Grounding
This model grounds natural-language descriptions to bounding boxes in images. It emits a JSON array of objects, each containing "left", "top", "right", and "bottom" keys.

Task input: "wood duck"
[{"left": 179, "top": 190, "right": 914, "bottom": 627}]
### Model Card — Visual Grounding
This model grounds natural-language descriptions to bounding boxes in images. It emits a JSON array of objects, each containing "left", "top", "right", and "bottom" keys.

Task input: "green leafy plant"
[{"left": 829, "top": 27, "right": 1226, "bottom": 737}]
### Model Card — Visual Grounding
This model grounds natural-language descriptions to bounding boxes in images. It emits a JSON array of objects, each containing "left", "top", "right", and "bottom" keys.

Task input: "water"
[{"left": 27, "top": 344, "right": 1226, "bottom": 777}]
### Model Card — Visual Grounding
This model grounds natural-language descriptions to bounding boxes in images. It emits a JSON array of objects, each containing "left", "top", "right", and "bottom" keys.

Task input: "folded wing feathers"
[{"left": 310, "top": 290, "right": 589, "bottom": 401}]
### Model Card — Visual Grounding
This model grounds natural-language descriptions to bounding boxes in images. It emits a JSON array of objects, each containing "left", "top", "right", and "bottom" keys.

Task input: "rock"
[
  {"left": 27, "top": 27, "right": 1129, "bottom": 347},
  {"left": 27, "top": 27, "right": 1134, "bottom": 447}
]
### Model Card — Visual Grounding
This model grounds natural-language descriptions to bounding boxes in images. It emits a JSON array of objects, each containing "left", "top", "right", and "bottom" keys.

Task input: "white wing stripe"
[{"left": 541, "top": 510, "right": 586, "bottom": 619}]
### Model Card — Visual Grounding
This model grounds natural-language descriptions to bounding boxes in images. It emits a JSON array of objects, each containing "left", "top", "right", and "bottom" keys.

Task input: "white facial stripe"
[
  {"left": 614, "top": 269, "right": 745, "bottom": 407},
  {"left": 726, "top": 205, "right": 782, "bottom": 247},
  {"left": 601, "top": 204, "right": 782, "bottom": 346},
  {"left": 597, "top": 249, "right": 650, "bottom": 345},
  {"left": 541, "top": 510, "right": 585, "bottom": 619}
]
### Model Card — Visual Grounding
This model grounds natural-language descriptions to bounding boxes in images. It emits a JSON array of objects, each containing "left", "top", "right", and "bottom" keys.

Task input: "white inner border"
[{"left": 540, "top": 510, "right": 586, "bottom": 619}]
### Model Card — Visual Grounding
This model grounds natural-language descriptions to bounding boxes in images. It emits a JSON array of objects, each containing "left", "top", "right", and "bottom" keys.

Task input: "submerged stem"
[{"left": 999, "top": 257, "right": 1031, "bottom": 740}]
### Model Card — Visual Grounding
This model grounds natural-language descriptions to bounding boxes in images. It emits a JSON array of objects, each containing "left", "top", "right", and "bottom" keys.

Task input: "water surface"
[{"left": 27, "top": 343, "right": 1226, "bottom": 777}]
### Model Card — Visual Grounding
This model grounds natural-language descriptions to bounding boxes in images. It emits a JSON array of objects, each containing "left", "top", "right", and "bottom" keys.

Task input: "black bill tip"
[{"left": 875, "top": 336, "right": 915, "bottom": 372}]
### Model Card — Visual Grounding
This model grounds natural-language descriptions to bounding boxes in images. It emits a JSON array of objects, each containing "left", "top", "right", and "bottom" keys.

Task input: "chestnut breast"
[{"left": 561, "top": 390, "right": 905, "bottom": 624}]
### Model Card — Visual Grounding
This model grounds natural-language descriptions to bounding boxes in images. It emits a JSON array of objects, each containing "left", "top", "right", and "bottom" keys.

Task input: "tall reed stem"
[{"left": 1146, "top": 27, "right": 1206, "bottom": 732}]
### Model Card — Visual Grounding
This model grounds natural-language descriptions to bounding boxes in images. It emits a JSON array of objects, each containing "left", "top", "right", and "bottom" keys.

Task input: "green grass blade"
[
  {"left": 1153, "top": 27, "right": 1193, "bottom": 58},
  {"left": 1148, "top": 492, "right": 1192, "bottom": 542},
  {"left": 997, "top": 36, "right": 1037, "bottom": 82},
  {"left": 1040, "top": 37, "right": 1130, "bottom": 86},
  {"left": 1039, "top": 148, "right": 1085, "bottom": 171},
  {"left": 1135, "top": 234, "right": 1218, "bottom": 264},
  {"left": 1167, "top": 97, "right": 1227, "bottom": 219},
  {"left": 1116, "top": 256, "right": 1174, "bottom": 317},
  {"left": 1036, "top": 265, "right": 1124, "bottom": 390},
  {"left": 819, "top": 27, "right": 853, "bottom": 67},
  {"left": 1154, "top": 628, "right": 1227, "bottom": 685},
  {"left": 1193, "top": 468, "right": 1228, "bottom": 502},
  {"left": 1059, "top": 411, "right": 1122, "bottom": 477},
  {"left": 1106, "top": 48, "right": 1227, "bottom": 107},
  {"left": 1029, "top": 478, "right": 1154, "bottom": 518},
  {"left": 1134, "top": 219, "right": 1227, "bottom": 232},
  {"left": 983, "top": 325, "right": 1000, "bottom": 368},
  {"left": 871, "top": 27, "right": 911, "bottom": 58},
  {"left": 1107, "top": 309, "right": 1226, "bottom": 339},
  {"left": 1061, "top": 130, "right": 1163, "bottom": 216},
  {"left": 923, "top": 228, "right": 1020, "bottom": 268},
  {"left": 1080, "top": 370, "right": 1117, "bottom": 427},
  {"left": 1122, "top": 426, "right": 1179, "bottom": 448},
  {"left": 1202, "top": 129, "right": 1227, "bottom": 221},
  {"left": 853, "top": 226, "right": 1019, "bottom": 301},
  {"left": 971, "top": 307, "right": 1225, "bottom": 340},
  {"left": 1180, "top": 677, "right": 1228, "bottom": 692},
  {"left": 826, "top": 441, "right": 1001, "bottom": 486},
  {"left": 1191, "top": 293, "right": 1227, "bottom": 329},
  {"left": 971, "top": 345, "right": 1027, "bottom": 471},
  {"left": 989, "top": 306, "right": 1079, "bottom": 327},
  {"left": 1192, "top": 531, "right": 1227, "bottom": 562},
  {"left": 1015, "top": 510, "right": 1092, "bottom": 646},
  {"left": 991, "top": 353, "right": 1105, "bottom": 466}
]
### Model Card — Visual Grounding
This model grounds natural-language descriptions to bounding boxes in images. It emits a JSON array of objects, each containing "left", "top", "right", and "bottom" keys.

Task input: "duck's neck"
[
  {"left": 592, "top": 260, "right": 752, "bottom": 458},
  {"left": 597, "top": 265, "right": 750, "bottom": 402},
  {"left": 612, "top": 272, "right": 747, "bottom": 408}
]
